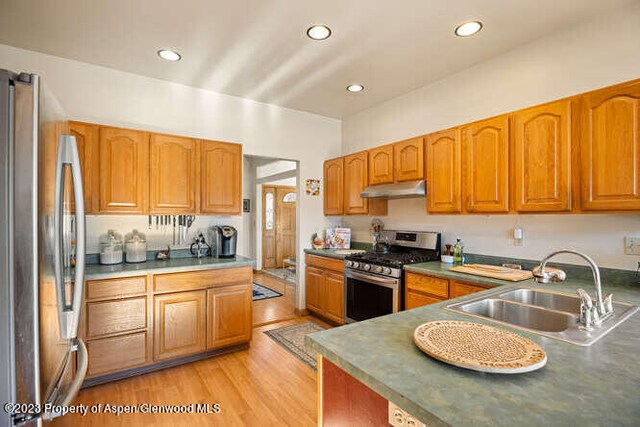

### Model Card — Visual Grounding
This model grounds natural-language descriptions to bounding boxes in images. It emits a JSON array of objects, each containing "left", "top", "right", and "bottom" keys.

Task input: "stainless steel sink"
[{"left": 446, "top": 286, "right": 638, "bottom": 346}]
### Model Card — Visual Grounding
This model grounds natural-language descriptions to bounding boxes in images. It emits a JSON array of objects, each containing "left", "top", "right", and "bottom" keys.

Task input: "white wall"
[
  {"left": 0, "top": 43, "right": 341, "bottom": 308},
  {"left": 341, "top": 3, "right": 640, "bottom": 271}
]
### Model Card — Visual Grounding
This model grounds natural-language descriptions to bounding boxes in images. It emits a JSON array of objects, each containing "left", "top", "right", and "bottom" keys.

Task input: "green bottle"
[{"left": 453, "top": 237, "right": 464, "bottom": 263}]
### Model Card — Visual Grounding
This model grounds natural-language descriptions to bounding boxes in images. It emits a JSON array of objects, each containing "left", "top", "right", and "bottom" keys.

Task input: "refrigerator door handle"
[{"left": 53, "top": 134, "right": 85, "bottom": 340}]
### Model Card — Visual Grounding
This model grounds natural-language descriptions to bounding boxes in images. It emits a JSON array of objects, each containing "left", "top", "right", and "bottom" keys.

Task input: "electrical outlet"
[
  {"left": 388, "top": 402, "right": 426, "bottom": 427},
  {"left": 624, "top": 237, "right": 640, "bottom": 255}
]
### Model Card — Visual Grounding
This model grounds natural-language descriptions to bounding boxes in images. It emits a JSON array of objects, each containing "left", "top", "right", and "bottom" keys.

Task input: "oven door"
[{"left": 345, "top": 270, "right": 400, "bottom": 323}]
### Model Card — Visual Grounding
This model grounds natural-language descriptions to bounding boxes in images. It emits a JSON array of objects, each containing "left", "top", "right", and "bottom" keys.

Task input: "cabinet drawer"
[
  {"left": 405, "top": 273, "right": 449, "bottom": 298},
  {"left": 86, "top": 297, "right": 147, "bottom": 338},
  {"left": 305, "top": 254, "right": 344, "bottom": 273},
  {"left": 153, "top": 266, "right": 252, "bottom": 293},
  {"left": 86, "top": 332, "right": 148, "bottom": 377},
  {"left": 450, "top": 281, "right": 491, "bottom": 298},
  {"left": 405, "top": 290, "right": 445, "bottom": 310},
  {"left": 86, "top": 276, "right": 146, "bottom": 301}
]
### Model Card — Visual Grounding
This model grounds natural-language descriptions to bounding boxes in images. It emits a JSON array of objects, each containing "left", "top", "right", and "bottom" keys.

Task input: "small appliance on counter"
[
  {"left": 125, "top": 229, "right": 147, "bottom": 263},
  {"left": 208, "top": 225, "right": 238, "bottom": 258},
  {"left": 99, "top": 229, "right": 123, "bottom": 265},
  {"left": 190, "top": 232, "right": 211, "bottom": 258}
]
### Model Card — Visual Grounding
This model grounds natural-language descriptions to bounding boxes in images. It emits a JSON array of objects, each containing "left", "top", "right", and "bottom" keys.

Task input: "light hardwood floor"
[
  {"left": 54, "top": 317, "right": 329, "bottom": 426},
  {"left": 253, "top": 271, "right": 297, "bottom": 327}
]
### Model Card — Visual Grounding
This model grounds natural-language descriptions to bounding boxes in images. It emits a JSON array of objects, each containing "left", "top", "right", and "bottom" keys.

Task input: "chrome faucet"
[{"left": 533, "top": 249, "right": 614, "bottom": 330}]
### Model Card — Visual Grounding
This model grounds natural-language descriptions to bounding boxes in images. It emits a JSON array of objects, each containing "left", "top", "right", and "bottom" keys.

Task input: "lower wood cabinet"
[
  {"left": 405, "top": 272, "right": 491, "bottom": 310},
  {"left": 154, "top": 291, "right": 207, "bottom": 361},
  {"left": 207, "top": 284, "right": 252, "bottom": 349},
  {"left": 305, "top": 254, "right": 345, "bottom": 325},
  {"left": 86, "top": 332, "right": 149, "bottom": 378}
]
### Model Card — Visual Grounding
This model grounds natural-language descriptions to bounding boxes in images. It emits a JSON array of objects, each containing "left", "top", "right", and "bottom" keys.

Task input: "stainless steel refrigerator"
[{"left": 1, "top": 70, "right": 87, "bottom": 426}]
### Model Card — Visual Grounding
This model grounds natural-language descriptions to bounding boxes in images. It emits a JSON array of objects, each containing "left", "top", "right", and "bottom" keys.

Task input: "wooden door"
[
  {"left": 394, "top": 137, "right": 424, "bottom": 182},
  {"left": 276, "top": 186, "right": 296, "bottom": 267},
  {"left": 324, "top": 158, "right": 344, "bottom": 215},
  {"left": 200, "top": 140, "right": 242, "bottom": 214},
  {"left": 98, "top": 127, "right": 149, "bottom": 214},
  {"left": 305, "top": 266, "right": 324, "bottom": 314},
  {"left": 154, "top": 291, "right": 206, "bottom": 361},
  {"left": 207, "top": 284, "right": 252, "bottom": 349},
  {"left": 580, "top": 81, "right": 640, "bottom": 210},
  {"left": 462, "top": 116, "right": 510, "bottom": 213},
  {"left": 262, "top": 186, "right": 277, "bottom": 269},
  {"left": 512, "top": 100, "right": 572, "bottom": 212},
  {"left": 343, "top": 152, "right": 369, "bottom": 215},
  {"left": 149, "top": 134, "right": 197, "bottom": 213},
  {"left": 323, "top": 272, "right": 344, "bottom": 324},
  {"left": 68, "top": 122, "right": 98, "bottom": 213},
  {"left": 425, "top": 128, "right": 462, "bottom": 213},
  {"left": 368, "top": 145, "right": 394, "bottom": 185}
]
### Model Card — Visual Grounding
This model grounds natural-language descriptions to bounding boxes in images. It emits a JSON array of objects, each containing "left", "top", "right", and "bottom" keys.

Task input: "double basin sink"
[{"left": 446, "top": 287, "right": 638, "bottom": 346}]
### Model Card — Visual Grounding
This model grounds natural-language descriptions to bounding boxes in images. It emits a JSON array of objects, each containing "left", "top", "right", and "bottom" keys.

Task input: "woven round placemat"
[{"left": 414, "top": 320, "right": 547, "bottom": 374}]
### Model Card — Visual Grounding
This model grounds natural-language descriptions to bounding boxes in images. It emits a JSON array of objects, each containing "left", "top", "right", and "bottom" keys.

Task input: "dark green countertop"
[
  {"left": 404, "top": 261, "right": 523, "bottom": 288},
  {"left": 307, "top": 272, "right": 640, "bottom": 426},
  {"left": 85, "top": 255, "right": 255, "bottom": 280}
]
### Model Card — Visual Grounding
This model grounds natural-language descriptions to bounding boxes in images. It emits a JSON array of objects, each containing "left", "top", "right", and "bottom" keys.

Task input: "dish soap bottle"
[{"left": 453, "top": 237, "right": 464, "bottom": 264}]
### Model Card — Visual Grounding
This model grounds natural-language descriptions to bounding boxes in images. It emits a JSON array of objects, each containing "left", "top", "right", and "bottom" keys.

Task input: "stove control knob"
[
  {"left": 346, "top": 261, "right": 353, "bottom": 268},
  {"left": 383, "top": 267, "right": 392, "bottom": 274},
  {"left": 363, "top": 264, "right": 371, "bottom": 271},
  {"left": 374, "top": 266, "right": 383, "bottom": 273},
  {"left": 352, "top": 262, "right": 359, "bottom": 268}
]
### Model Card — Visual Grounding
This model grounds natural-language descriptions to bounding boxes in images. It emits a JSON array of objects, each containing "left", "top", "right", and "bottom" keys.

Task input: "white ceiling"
[{"left": 0, "top": 0, "right": 636, "bottom": 118}]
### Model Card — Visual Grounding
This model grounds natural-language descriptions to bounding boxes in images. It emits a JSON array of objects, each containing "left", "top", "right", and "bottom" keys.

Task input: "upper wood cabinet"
[
  {"left": 462, "top": 116, "right": 510, "bottom": 213},
  {"left": 324, "top": 158, "right": 344, "bottom": 215},
  {"left": 579, "top": 81, "right": 640, "bottom": 210},
  {"left": 425, "top": 128, "right": 462, "bottom": 213},
  {"left": 368, "top": 145, "right": 394, "bottom": 185},
  {"left": 511, "top": 100, "right": 572, "bottom": 212},
  {"left": 68, "top": 122, "right": 98, "bottom": 213},
  {"left": 98, "top": 127, "right": 149, "bottom": 214},
  {"left": 207, "top": 284, "right": 252, "bottom": 350},
  {"left": 394, "top": 137, "right": 424, "bottom": 182},
  {"left": 343, "top": 152, "right": 370, "bottom": 215},
  {"left": 154, "top": 291, "right": 206, "bottom": 361},
  {"left": 149, "top": 134, "right": 197, "bottom": 213},
  {"left": 199, "top": 140, "right": 242, "bottom": 215}
]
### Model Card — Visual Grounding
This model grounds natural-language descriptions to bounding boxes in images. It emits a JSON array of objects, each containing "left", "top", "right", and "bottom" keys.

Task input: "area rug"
[
  {"left": 253, "top": 283, "right": 283, "bottom": 301},
  {"left": 264, "top": 322, "right": 326, "bottom": 370},
  {"left": 264, "top": 268, "right": 296, "bottom": 284}
]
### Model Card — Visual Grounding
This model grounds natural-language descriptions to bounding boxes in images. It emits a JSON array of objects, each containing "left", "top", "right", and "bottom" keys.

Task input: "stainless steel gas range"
[{"left": 344, "top": 231, "right": 441, "bottom": 323}]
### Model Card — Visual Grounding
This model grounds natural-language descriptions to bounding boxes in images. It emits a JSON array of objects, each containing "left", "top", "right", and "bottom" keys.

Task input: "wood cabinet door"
[
  {"left": 512, "top": 100, "right": 571, "bottom": 212},
  {"left": 425, "top": 128, "right": 462, "bottom": 213},
  {"left": 200, "top": 140, "right": 242, "bottom": 214},
  {"left": 343, "top": 152, "right": 369, "bottom": 215},
  {"left": 68, "top": 122, "right": 98, "bottom": 214},
  {"left": 207, "top": 284, "right": 252, "bottom": 349},
  {"left": 405, "top": 290, "right": 445, "bottom": 310},
  {"left": 149, "top": 134, "right": 197, "bottom": 213},
  {"left": 450, "top": 281, "right": 490, "bottom": 298},
  {"left": 323, "top": 272, "right": 345, "bottom": 324},
  {"left": 305, "top": 266, "right": 324, "bottom": 314},
  {"left": 394, "top": 137, "right": 424, "bottom": 182},
  {"left": 580, "top": 81, "right": 640, "bottom": 210},
  {"left": 324, "top": 158, "right": 344, "bottom": 215},
  {"left": 462, "top": 116, "right": 510, "bottom": 213},
  {"left": 368, "top": 145, "right": 394, "bottom": 185},
  {"left": 98, "top": 127, "right": 149, "bottom": 214},
  {"left": 154, "top": 291, "right": 206, "bottom": 361}
]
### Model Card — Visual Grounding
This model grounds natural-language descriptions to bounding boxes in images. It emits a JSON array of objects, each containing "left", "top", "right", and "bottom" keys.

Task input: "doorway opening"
[{"left": 244, "top": 156, "right": 299, "bottom": 327}]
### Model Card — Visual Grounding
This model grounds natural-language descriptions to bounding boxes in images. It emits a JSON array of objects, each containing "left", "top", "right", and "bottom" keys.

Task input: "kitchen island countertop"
[
  {"left": 85, "top": 255, "right": 255, "bottom": 280},
  {"left": 307, "top": 274, "right": 640, "bottom": 426}
]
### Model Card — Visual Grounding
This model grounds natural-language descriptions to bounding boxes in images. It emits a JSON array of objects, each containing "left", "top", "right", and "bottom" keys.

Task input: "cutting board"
[{"left": 449, "top": 264, "right": 533, "bottom": 282}]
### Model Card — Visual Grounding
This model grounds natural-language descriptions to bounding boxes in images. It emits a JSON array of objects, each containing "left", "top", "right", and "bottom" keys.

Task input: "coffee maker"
[{"left": 208, "top": 225, "right": 238, "bottom": 258}]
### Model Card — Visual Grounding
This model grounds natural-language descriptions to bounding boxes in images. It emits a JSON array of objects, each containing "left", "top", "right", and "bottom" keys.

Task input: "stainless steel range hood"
[{"left": 360, "top": 180, "right": 426, "bottom": 199}]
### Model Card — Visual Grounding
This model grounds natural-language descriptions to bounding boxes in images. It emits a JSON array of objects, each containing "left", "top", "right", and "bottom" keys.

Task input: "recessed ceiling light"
[
  {"left": 346, "top": 84, "right": 364, "bottom": 93},
  {"left": 157, "top": 49, "right": 181, "bottom": 61},
  {"left": 454, "top": 21, "right": 483, "bottom": 37},
  {"left": 307, "top": 25, "right": 332, "bottom": 40}
]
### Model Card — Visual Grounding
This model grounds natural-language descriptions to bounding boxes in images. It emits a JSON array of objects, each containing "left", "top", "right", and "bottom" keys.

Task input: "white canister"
[
  {"left": 99, "top": 230, "right": 123, "bottom": 265},
  {"left": 125, "top": 229, "right": 147, "bottom": 263}
]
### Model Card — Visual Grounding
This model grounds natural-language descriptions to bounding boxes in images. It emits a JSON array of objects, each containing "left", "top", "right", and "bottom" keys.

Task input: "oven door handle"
[{"left": 345, "top": 270, "right": 399, "bottom": 288}]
